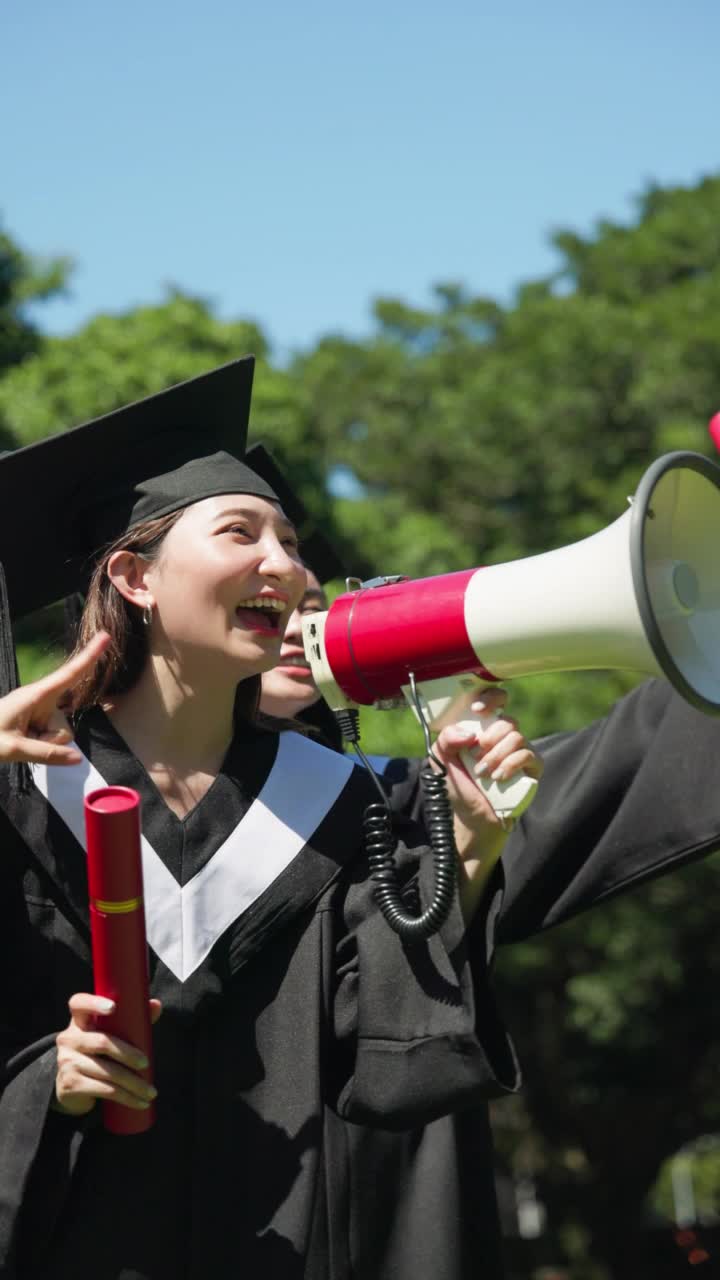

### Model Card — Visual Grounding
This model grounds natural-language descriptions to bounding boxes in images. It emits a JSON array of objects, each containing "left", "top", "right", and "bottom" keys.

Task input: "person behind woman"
[
  {"left": 258, "top": 558, "right": 529, "bottom": 861},
  {"left": 0, "top": 359, "right": 541, "bottom": 1280},
  {"left": 258, "top": 566, "right": 345, "bottom": 749}
]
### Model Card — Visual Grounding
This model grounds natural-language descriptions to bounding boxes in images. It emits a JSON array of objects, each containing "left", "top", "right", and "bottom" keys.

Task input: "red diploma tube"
[{"left": 84, "top": 786, "right": 155, "bottom": 1135}]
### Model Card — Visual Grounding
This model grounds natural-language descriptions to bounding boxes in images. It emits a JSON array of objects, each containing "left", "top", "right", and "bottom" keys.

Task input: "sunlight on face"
[{"left": 145, "top": 493, "right": 307, "bottom": 679}]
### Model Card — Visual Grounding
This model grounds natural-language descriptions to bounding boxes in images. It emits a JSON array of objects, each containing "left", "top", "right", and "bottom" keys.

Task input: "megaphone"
[{"left": 303, "top": 451, "right": 720, "bottom": 820}]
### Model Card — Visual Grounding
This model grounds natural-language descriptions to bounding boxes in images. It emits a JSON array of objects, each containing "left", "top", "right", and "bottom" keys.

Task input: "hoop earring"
[{"left": 142, "top": 604, "right": 153, "bottom": 628}]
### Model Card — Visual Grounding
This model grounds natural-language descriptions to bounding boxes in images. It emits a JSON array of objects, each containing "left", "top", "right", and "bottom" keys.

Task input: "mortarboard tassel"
[{"left": 0, "top": 560, "right": 31, "bottom": 794}]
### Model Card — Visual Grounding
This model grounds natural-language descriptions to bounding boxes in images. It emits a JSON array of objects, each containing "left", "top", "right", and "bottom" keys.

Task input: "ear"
[{"left": 106, "top": 550, "right": 155, "bottom": 611}]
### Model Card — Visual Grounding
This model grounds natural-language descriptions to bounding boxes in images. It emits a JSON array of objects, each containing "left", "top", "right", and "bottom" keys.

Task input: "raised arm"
[
  {"left": 432, "top": 687, "right": 543, "bottom": 921},
  {"left": 0, "top": 632, "right": 109, "bottom": 767}
]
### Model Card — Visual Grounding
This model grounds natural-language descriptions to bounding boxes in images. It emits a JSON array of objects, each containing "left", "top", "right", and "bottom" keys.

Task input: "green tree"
[
  {"left": 290, "top": 175, "right": 720, "bottom": 1275},
  {"left": 289, "top": 176, "right": 720, "bottom": 752},
  {"left": 0, "top": 224, "right": 70, "bottom": 446},
  {"left": 0, "top": 286, "right": 342, "bottom": 534},
  {"left": 4, "top": 175, "right": 720, "bottom": 1275},
  {"left": 491, "top": 851, "right": 720, "bottom": 1277},
  {"left": 294, "top": 179, "right": 720, "bottom": 575}
]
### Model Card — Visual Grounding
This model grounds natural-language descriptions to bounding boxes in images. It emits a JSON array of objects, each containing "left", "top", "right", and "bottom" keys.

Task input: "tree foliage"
[
  {"left": 491, "top": 852, "right": 720, "bottom": 1276},
  {"left": 2, "top": 175, "right": 720, "bottom": 1276},
  {"left": 0, "top": 224, "right": 71, "bottom": 446}
]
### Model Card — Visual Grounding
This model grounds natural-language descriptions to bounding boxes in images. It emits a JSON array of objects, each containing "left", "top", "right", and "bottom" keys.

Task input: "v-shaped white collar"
[{"left": 32, "top": 732, "right": 354, "bottom": 982}]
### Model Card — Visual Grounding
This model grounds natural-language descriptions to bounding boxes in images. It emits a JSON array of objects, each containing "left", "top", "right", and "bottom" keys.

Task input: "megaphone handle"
[{"left": 454, "top": 714, "right": 538, "bottom": 823}]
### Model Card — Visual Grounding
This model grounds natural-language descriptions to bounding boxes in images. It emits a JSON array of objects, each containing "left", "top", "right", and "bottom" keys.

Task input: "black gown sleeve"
[
  {"left": 0, "top": 802, "right": 89, "bottom": 1275},
  {"left": 331, "top": 814, "right": 520, "bottom": 1129},
  {"left": 496, "top": 679, "right": 720, "bottom": 944}
]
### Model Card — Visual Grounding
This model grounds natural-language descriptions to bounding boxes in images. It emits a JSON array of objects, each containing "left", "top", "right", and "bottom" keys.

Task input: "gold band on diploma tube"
[{"left": 91, "top": 896, "right": 143, "bottom": 914}]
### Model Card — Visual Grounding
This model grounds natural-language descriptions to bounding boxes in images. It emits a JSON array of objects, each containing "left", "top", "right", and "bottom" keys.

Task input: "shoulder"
[{"left": 277, "top": 728, "right": 375, "bottom": 802}]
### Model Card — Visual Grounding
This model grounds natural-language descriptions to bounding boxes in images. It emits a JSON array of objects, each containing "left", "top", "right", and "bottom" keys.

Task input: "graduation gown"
[
  {"left": 380, "top": 679, "right": 720, "bottom": 942},
  {"left": 0, "top": 711, "right": 519, "bottom": 1280},
  {"left": 497, "top": 678, "right": 720, "bottom": 941}
]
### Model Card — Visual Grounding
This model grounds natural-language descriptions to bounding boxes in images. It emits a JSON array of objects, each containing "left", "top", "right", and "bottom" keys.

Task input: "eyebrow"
[{"left": 211, "top": 505, "right": 297, "bottom": 534}]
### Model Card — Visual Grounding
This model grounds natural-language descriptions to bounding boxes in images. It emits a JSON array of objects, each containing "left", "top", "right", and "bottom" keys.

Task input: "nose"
[{"left": 258, "top": 533, "right": 303, "bottom": 583}]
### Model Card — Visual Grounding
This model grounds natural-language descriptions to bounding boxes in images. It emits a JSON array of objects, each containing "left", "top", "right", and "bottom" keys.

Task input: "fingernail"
[
  {"left": 491, "top": 767, "right": 505, "bottom": 781},
  {"left": 135, "top": 1099, "right": 151, "bottom": 1109},
  {"left": 471, "top": 700, "right": 487, "bottom": 712},
  {"left": 133, "top": 1055, "right": 149, "bottom": 1070},
  {"left": 97, "top": 998, "right": 115, "bottom": 1013},
  {"left": 143, "top": 1084, "right": 157, "bottom": 1099},
  {"left": 474, "top": 760, "right": 489, "bottom": 776}
]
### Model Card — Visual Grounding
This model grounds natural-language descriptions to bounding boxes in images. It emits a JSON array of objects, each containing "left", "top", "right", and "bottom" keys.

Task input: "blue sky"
[{"left": 4, "top": 0, "right": 719, "bottom": 360}]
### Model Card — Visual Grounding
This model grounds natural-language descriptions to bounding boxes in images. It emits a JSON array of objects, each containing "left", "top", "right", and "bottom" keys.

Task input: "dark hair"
[{"left": 66, "top": 509, "right": 261, "bottom": 721}]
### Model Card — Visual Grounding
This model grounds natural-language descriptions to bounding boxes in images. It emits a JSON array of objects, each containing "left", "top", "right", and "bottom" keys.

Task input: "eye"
[
  {"left": 225, "top": 524, "right": 251, "bottom": 537},
  {"left": 282, "top": 535, "right": 300, "bottom": 552}
]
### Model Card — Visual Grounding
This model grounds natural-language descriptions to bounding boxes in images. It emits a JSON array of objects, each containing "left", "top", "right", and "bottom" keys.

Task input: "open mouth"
[{"left": 235, "top": 596, "right": 286, "bottom": 635}]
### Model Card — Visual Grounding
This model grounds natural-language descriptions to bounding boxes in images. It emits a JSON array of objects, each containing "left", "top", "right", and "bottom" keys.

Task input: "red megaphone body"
[{"left": 303, "top": 453, "right": 720, "bottom": 818}]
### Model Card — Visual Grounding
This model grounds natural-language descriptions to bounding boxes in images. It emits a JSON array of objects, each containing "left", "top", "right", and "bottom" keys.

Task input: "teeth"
[{"left": 237, "top": 597, "right": 285, "bottom": 612}]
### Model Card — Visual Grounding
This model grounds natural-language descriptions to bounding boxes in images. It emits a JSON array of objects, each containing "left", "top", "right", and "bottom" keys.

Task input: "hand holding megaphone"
[
  {"left": 432, "top": 685, "right": 542, "bottom": 833},
  {"left": 409, "top": 672, "right": 539, "bottom": 821}
]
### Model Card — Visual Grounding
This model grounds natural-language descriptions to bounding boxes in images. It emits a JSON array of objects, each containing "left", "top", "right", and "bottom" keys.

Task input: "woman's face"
[
  {"left": 143, "top": 494, "right": 306, "bottom": 679},
  {"left": 260, "top": 570, "right": 328, "bottom": 718}
]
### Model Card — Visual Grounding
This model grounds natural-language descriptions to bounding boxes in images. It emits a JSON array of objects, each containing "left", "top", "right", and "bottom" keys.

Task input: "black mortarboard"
[
  {"left": 0, "top": 359, "right": 347, "bottom": 794},
  {"left": 0, "top": 356, "right": 280, "bottom": 623}
]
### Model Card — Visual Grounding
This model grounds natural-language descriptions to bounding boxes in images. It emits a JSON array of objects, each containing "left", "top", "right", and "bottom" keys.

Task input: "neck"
[
  {"left": 259, "top": 689, "right": 310, "bottom": 720},
  {"left": 107, "top": 652, "right": 246, "bottom": 774}
]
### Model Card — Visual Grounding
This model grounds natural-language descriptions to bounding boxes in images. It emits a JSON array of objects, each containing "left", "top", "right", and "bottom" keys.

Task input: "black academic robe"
[
  {"left": 0, "top": 711, "right": 519, "bottom": 1280},
  {"left": 381, "top": 679, "right": 720, "bottom": 941},
  {"left": 498, "top": 678, "right": 720, "bottom": 940}
]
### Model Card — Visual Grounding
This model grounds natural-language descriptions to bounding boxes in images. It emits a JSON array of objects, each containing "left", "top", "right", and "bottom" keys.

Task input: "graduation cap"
[
  {"left": 0, "top": 356, "right": 273, "bottom": 625},
  {"left": 1, "top": 357, "right": 355, "bottom": 718}
]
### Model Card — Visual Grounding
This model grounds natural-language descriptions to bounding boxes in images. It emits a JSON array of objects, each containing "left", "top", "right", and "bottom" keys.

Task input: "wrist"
[
  {"left": 453, "top": 813, "right": 507, "bottom": 865},
  {"left": 454, "top": 816, "right": 507, "bottom": 922}
]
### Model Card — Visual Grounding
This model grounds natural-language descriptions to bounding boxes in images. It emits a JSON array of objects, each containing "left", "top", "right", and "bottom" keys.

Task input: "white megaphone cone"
[
  {"left": 462, "top": 451, "right": 720, "bottom": 699},
  {"left": 303, "top": 451, "right": 720, "bottom": 820}
]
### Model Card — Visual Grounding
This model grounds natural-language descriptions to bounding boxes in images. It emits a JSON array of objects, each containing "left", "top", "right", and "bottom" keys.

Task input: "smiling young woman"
[{"left": 0, "top": 359, "right": 540, "bottom": 1280}]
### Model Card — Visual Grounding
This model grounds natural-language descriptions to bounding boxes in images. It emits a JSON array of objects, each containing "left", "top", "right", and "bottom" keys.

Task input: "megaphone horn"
[
  {"left": 304, "top": 451, "right": 720, "bottom": 720},
  {"left": 303, "top": 451, "right": 720, "bottom": 941}
]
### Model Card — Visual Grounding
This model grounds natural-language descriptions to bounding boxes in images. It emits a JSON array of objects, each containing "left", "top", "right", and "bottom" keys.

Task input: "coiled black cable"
[
  {"left": 334, "top": 697, "right": 457, "bottom": 940},
  {"left": 364, "top": 764, "right": 456, "bottom": 938}
]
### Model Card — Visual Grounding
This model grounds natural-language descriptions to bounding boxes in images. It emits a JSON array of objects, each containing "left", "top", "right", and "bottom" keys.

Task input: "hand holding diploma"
[{"left": 55, "top": 992, "right": 161, "bottom": 1119}]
